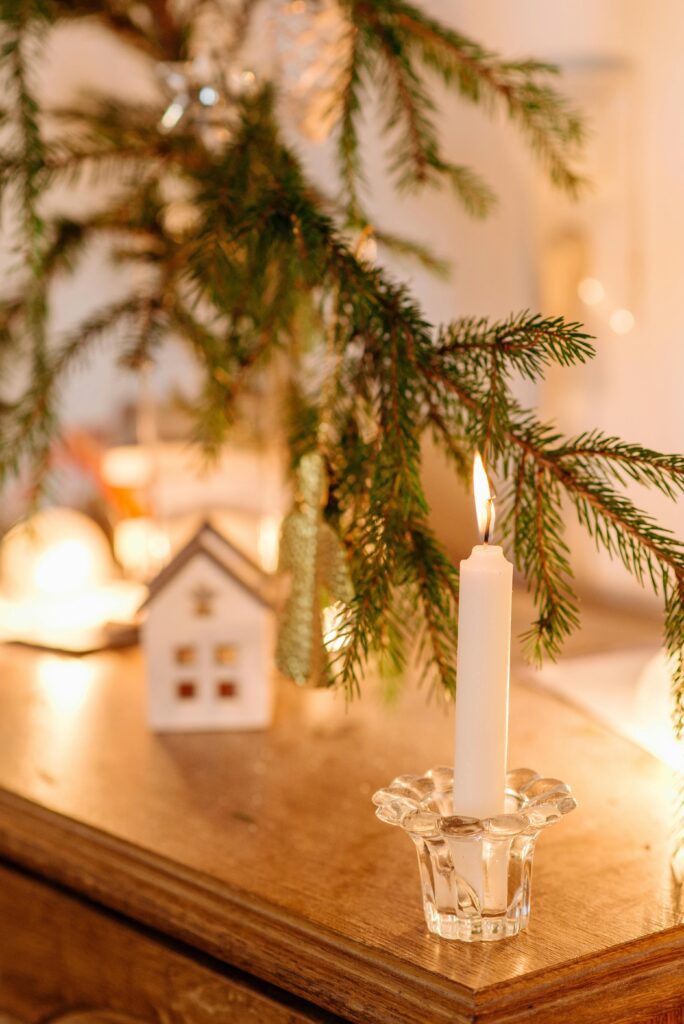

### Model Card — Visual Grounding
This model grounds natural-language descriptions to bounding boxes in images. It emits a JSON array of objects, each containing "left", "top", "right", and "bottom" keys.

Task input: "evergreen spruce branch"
[
  {"left": 454, "top": 369, "right": 684, "bottom": 586},
  {"left": 433, "top": 162, "right": 495, "bottom": 219},
  {"left": 370, "top": 226, "right": 448, "bottom": 275},
  {"left": 35, "top": 101, "right": 198, "bottom": 179},
  {"left": 0, "top": 143, "right": 158, "bottom": 190},
  {"left": 665, "top": 574, "right": 684, "bottom": 738},
  {"left": 0, "top": 0, "right": 52, "bottom": 380},
  {"left": 366, "top": 11, "right": 437, "bottom": 188},
  {"left": 327, "top": 281, "right": 460, "bottom": 696},
  {"left": 565, "top": 473, "right": 682, "bottom": 590},
  {"left": 195, "top": 94, "right": 461, "bottom": 694},
  {"left": 171, "top": 219, "right": 297, "bottom": 454},
  {"left": 424, "top": 393, "right": 469, "bottom": 481},
  {"left": 173, "top": 294, "right": 266, "bottom": 375},
  {"left": 118, "top": 297, "right": 167, "bottom": 371},
  {"left": 41, "top": 142, "right": 163, "bottom": 189},
  {"left": 513, "top": 461, "right": 579, "bottom": 662},
  {"left": 44, "top": 2, "right": 159, "bottom": 56},
  {"left": 337, "top": 21, "right": 366, "bottom": 219},
  {"left": 336, "top": 1, "right": 494, "bottom": 215},
  {"left": 439, "top": 312, "right": 595, "bottom": 379},
  {"left": 0, "top": 295, "right": 147, "bottom": 487},
  {"left": 42, "top": 96, "right": 219, "bottom": 180},
  {"left": 0, "top": 296, "right": 25, "bottom": 346},
  {"left": 336, "top": 348, "right": 454, "bottom": 693},
  {"left": 308, "top": 183, "right": 449, "bottom": 274},
  {"left": 0, "top": 0, "right": 50, "bottom": 225},
  {"left": 18, "top": 204, "right": 146, "bottom": 284},
  {"left": 373, "top": 0, "right": 585, "bottom": 193},
  {"left": 43, "top": 295, "right": 157, "bottom": 388},
  {"left": 0, "top": 1, "right": 679, "bottom": 722},
  {"left": 407, "top": 523, "right": 459, "bottom": 693},
  {"left": 38, "top": 197, "right": 165, "bottom": 278},
  {"left": 213, "top": 0, "right": 266, "bottom": 62},
  {"left": 556, "top": 431, "right": 684, "bottom": 500},
  {"left": 47, "top": 0, "right": 188, "bottom": 61},
  {"left": 427, "top": 357, "right": 684, "bottom": 673}
]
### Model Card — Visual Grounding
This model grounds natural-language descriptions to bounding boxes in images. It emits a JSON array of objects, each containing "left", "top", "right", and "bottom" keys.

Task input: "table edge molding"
[{"left": 0, "top": 788, "right": 682, "bottom": 1024}]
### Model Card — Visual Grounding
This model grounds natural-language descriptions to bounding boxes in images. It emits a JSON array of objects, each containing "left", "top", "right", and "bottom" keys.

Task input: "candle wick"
[{"left": 483, "top": 497, "right": 494, "bottom": 544}]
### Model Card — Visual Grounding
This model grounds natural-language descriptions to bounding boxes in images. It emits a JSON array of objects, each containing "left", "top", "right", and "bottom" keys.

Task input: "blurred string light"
[{"left": 576, "top": 277, "right": 635, "bottom": 336}]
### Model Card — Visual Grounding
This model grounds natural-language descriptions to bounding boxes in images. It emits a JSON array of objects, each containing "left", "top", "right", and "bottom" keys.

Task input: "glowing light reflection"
[{"left": 37, "top": 656, "right": 96, "bottom": 717}]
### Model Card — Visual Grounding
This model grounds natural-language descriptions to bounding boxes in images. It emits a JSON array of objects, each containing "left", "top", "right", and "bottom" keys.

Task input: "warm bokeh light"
[
  {"left": 34, "top": 539, "right": 97, "bottom": 595},
  {"left": 634, "top": 651, "right": 684, "bottom": 772},
  {"left": 257, "top": 514, "right": 281, "bottom": 573},
  {"left": 322, "top": 602, "right": 351, "bottom": 653},
  {"left": 0, "top": 508, "right": 144, "bottom": 644},
  {"left": 101, "top": 445, "right": 154, "bottom": 489},
  {"left": 1, "top": 508, "right": 113, "bottom": 599},
  {"left": 609, "top": 308, "right": 635, "bottom": 335},
  {"left": 357, "top": 234, "right": 378, "bottom": 265},
  {"left": 0, "top": 582, "right": 144, "bottom": 639},
  {"left": 577, "top": 277, "right": 605, "bottom": 306},
  {"left": 160, "top": 100, "right": 185, "bottom": 131},
  {"left": 473, "top": 452, "right": 495, "bottom": 541},
  {"left": 114, "top": 516, "right": 171, "bottom": 581}
]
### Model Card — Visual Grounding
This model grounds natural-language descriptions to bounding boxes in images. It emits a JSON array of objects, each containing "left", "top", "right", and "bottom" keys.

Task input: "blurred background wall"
[{"left": 23, "top": 0, "right": 684, "bottom": 606}]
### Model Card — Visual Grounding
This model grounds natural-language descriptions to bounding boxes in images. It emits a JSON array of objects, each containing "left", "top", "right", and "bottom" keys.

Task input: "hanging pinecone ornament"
[{"left": 276, "top": 452, "right": 354, "bottom": 686}]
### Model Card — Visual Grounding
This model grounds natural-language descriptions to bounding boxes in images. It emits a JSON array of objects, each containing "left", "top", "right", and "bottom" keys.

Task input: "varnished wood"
[
  {"left": 0, "top": 863, "right": 338, "bottom": 1023},
  {"left": 0, "top": 595, "right": 681, "bottom": 1023}
]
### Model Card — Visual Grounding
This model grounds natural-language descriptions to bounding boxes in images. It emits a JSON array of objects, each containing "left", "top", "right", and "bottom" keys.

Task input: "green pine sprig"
[
  {"left": 335, "top": 0, "right": 584, "bottom": 218},
  {"left": 0, "top": 1, "right": 681, "bottom": 731}
]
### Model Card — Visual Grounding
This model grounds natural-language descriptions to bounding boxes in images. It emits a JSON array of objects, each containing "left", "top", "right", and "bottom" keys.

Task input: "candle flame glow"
[{"left": 473, "top": 452, "right": 495, "bottom": 543}]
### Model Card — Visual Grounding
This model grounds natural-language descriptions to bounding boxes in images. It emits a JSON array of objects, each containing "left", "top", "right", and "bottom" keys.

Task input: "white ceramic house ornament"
[{"left": 141, "top": 522, "right": 275, "bottom": 732}]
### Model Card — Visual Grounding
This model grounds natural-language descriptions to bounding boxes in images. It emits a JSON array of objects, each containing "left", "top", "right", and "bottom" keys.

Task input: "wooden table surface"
[{"left": 0, "top": 598, "right": 682, "bottom": 1024}]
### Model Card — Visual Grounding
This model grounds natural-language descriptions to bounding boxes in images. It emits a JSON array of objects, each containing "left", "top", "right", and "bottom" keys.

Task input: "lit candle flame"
[{"left": 473, "top": 452, "right": 495, "bottom": 543}]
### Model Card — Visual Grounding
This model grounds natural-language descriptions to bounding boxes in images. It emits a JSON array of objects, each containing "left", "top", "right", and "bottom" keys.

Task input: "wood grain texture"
[
  {"left": 0, "top": 595, "right": 681, "bottom": 1023},
  {"left": 0, "top": 863, "right": 339, "bottom": 1024}
]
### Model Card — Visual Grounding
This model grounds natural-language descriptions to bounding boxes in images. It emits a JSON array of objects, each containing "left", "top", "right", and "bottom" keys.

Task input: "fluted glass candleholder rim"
[
  {"left": 373, "top": 766, "right": 577, "bottom": 941},
  {"left": 372, "top": 766, "right": 577, "bottom": 839}
]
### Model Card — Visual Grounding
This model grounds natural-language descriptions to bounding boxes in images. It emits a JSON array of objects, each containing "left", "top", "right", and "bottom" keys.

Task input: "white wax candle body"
[{"left": 454, "top": 544, "right": 513, "bottom": 818}]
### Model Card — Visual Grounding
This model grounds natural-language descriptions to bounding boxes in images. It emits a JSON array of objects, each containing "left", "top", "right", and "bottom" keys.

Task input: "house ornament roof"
[{"left": 141, "top": 521, "right": 275, "bottom": 611}]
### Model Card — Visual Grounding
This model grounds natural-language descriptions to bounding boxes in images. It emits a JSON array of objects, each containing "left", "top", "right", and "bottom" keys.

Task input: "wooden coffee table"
[{"left": 0, "top": 600, "right": 681, "bottom": 1024}]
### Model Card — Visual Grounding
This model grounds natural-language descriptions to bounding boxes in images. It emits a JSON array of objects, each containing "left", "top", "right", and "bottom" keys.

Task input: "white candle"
[{"left": 454, "top": 454, "right": 513, "bottom": 818}]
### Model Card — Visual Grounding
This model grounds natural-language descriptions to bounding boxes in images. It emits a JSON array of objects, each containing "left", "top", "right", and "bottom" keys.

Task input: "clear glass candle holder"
[{"left": 372, "top": 767, "right": 577, "bottom": 942}]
